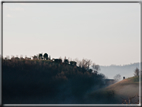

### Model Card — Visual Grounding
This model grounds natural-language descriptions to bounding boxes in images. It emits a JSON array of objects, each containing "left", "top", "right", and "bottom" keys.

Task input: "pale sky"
[{"left": 3, "top": 2, "right": 140, "bottom": 66}]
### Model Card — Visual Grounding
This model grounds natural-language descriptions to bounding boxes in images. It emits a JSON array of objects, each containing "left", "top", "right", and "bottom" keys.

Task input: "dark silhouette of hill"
[{"left": 2, "top": 57, "right": 108, "bottom": 104}]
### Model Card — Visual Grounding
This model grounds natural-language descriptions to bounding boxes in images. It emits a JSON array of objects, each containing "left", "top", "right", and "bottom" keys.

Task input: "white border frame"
[{"left": 1, "top": 0, "right": 141, "bottom": 106}]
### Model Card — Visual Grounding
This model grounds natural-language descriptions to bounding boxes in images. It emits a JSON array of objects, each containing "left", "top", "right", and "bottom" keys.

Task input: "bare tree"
[
  {"left": 86, "top": 59, "right": 92, "bottom": 70},
  {"left": 74, "top": 58, "right": 80, "bottom": 66},
  {"left": 48, "top": 55, "right": 51, "bottom": 60},
  {"left": 81, "top": 59, "right": 87, "bottom": 68},
  {"left": 134, "top": 68, "right": 139, "bottom": 77},
  {"left": 114, "top": 74, "right": 121, "bottom": 82},
  {"left": 92, "top": 63, "right": 100, "bottom": 73},
  {"left": 80, "top": 59, "right": 92, "bottom": 70}
]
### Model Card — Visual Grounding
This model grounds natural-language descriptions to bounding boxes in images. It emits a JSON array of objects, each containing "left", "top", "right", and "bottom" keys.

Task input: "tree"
[
  {"left": 86, "top": 59, "right": 92, "bottom": 70},
  {"left": 77, "top": 59, "right": 92, "bottom": 70},
  {"left": 54, "top": 59, "right": 62, "bottom": 63},
  {"left": 81, "top": 59, "right": 88, "bottom": 69},
  {"left": 33, "top": 55, "right": 38, "bottom": 60},
  {"left": 38, "top": 53, "right": 42, "bottom": 60},
  {"left": 48, "top": 55, "right": 51, "bottom": 60},
  {"left": 92, "top": 63, "right": 100, "bottom": 73},
  {"left": 64, "top": 59, "right": 69, "bottom": 64},
  {"left": 134, "top": 68, "right": 139, "bottom": 77},
  {"left": 58, "top": 59, "right": 62, "bottom": 64},
  {"left": 43, "top": 53, "right": 48, "bottom": 60},
  {"left": 70, "top": 61, "right": 76, "bottom": 66},
  {"left": 5, "top": 56, "right": 9, "bottom": 60},
  {"left": 114, "top": 74, "right": 121, "bottom": 82}
]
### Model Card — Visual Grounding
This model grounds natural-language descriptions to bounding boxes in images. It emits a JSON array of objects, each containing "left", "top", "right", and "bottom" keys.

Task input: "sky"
[{"left": 3, "top": 2, "right": 140, "bottom": 66}]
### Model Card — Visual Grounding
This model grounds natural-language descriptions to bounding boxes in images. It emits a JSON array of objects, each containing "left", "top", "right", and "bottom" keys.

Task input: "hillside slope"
[
  {"left": 105, "top": 77, "right": 139, "bottom": 102},
  {"left": 88, "top": 76, "right": 140, "bottom": 104},
  {"left": 3, "top": 59, "right": 106, "bottom": 104}
]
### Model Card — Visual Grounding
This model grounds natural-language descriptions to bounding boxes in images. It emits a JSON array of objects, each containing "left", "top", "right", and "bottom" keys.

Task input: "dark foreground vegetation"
[{"left": 2, "top": 54, "right": 111, "bottom": 104}]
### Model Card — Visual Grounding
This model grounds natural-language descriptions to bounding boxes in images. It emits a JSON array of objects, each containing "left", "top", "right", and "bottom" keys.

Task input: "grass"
[
  {"left": 88, "top": 76, "right": 140, "bottom": 104},
  {"left": 127, "top": 76, "right": 141, "bottom": 83},
  {"left": 121, "top": 93, "right": 140, "bottom": 104},
  {"left": 120, "top": 76, "right": 141, "bottom": 104}
]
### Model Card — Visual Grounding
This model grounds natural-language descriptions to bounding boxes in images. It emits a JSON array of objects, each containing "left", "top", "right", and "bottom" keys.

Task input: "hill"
[
  {"left": 88, "top": 76, "right": 140, "bottom": 104},
  {"left": 2, "top": 56, "right": 141, "bottom": 104},
  {"left": 2, "top": 58, "right": 106, "bottom": 104}
]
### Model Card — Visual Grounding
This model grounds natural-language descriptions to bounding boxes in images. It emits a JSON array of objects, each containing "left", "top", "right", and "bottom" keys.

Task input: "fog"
[{"left": 100, "top": 62, "right": 141, "bottom": 79}]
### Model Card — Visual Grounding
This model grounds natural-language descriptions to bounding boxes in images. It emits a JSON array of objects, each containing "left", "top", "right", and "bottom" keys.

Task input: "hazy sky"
[{"left": 3, "top": 2, "right": 140, "bottom": 66}]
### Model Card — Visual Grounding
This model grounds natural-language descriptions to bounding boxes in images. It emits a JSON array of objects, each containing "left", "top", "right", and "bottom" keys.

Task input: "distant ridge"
[{"left": 100, "top": 62, "right": 141, "bottom": 79}]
